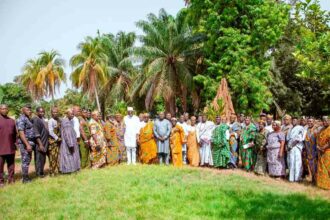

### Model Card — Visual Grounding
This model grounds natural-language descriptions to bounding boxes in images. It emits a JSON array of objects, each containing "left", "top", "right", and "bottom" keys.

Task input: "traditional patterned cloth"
[
  {"left": 59, "top": 118, "right": 80, "bottom": 173},
  {"left": 115, "top": 121, "right": 126, "bottom": 162},
  {"left": 240, "top": 123, "right": 257, "bottom": 171},
  {"left": 48, "top": 117, "right": 61, "bottom": 175},
  {"left": 267, "top": 131, "right": 286, "bottom": 176},
  {"left": 316, "top": 126, "right": 330, "bottom": 190},
  {"left": 287, "top": 125, "right": 305, "bottom": 182},
  {"left": 229, "top": 122, "right": 241, "bottom": 167},
  {"left": 187, "top": 125, "right": 200, "bottom": 167},
  {"left": 197, "top": 121, "right": 215, "bottom": 166},
  {"left": 170, "top": 124, "right": 185, "bottom": 167},
  {"left": 304, "top": 126, "right": 318, "bottom": 182},
  {"left": 139, "top": 121, "right": 157, "bottom": 164},
  {"left": 281, "top": 124, "right": 293, "bottom": 136},
  {"left": 89, "top": 119, "right": 107, "bottom": 169},
  {"left": 79, "top": 117, "right": 91, "bottom": 168},
  {"left": 254, "top": 129, "right": 268, "bottom": 175},
  {"left": 212, "top": 124, "right": 230, "bottom": 168},
  {"left": 104, "top": 121, "right": 120, "bottom": 165}
]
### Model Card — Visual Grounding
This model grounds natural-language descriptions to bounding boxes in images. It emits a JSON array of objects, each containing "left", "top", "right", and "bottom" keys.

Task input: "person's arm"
[
  {"left": 80, "top": 121, "right": 89, "bottom": 147},
  {"left": 33, "top": 118, "right": 45, "bottom": 152},
  {"left": 279, "top": 140, "right": 285, "bottom": 158},
  {"left": 153, "top": 122, "right": 160, "bottom": 139},
  {"left": 16, "top": 118, "right": 33, "bottom": 152},
  {"left": 73, "top": 118, "right": 80, "bottom": 138},
  {"left": 48, "top": 120, "right": 58, "bottom": 140},
  {"left": 164, "top": 122, "right": 171, "bottom": 140}
]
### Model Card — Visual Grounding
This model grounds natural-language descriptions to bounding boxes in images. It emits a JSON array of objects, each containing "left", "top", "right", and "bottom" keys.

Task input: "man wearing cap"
[
  {"left": 123, "top": 107, "right": 140, "bottom": 165},
  {"left": 16, "top": 104, "right": 38, "bottom": 183}
]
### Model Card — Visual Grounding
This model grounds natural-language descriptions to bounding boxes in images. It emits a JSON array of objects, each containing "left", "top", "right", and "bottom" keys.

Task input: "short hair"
[
  {"left": 91, "top": 110, "right": 99, "bottom": 116},
  {"left": 283, "top": 114, "right": 291, "bottom": 120},
  {"left": 0, "top": 104, "right": 8, "bottom": 108},
  {"left": 274, "top": 120, "right": 281, "bottom": 126},
  {"left": 292, "top": 116, "right": 298, "bottom": 120},
  {"left": 36, "top": 106, "right": 43, "bottom": 112},
  {"left": 258, "top": 120, "right": 266, "bottom": 126}
]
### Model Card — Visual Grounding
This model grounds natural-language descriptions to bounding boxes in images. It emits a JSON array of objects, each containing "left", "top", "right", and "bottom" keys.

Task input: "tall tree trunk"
[
  {"left": 94, "top": 87, "right": 101, "bottom": 112},
  {"left": 165, "top": 95, "right": 176, "bottom": 116}
]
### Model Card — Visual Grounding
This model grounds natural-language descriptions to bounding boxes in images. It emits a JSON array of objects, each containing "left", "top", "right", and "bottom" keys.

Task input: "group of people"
[{"left": 0, "top": 103, "right": 329, "bottom": 191}]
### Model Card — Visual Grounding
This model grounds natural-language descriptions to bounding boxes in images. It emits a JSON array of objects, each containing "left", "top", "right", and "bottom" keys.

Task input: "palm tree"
[
  {"left": 100, "top": 32, "right": 136, "bottom": 107},
  {"left": 16, "top": 50, "right": 65, "bottom": 102},
  {"left": 70, "top": 36, "right": 108, "bottom": 112},
  {"left": 130, "top": 9, "right": 200, "bottom": 115},
  {"left": 16, "top": 58, "right": 43, "bottom": 100},
  {"left": 36, "top": 50, "right": 66, "bottom": 102}
]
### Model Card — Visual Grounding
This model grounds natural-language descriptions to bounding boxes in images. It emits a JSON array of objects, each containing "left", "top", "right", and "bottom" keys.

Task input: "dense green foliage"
[
  {"left": 187, "top": 0, "right": 290, "bottom": 115},
  {"left": 0, "top": 83, "right": 32, "bottom": 117},
  {"left": 11, "top": 0, "right": 329, "bottom": 117},
  {"left": 0, "top": 165, "right": 329, "bottom": 219}
]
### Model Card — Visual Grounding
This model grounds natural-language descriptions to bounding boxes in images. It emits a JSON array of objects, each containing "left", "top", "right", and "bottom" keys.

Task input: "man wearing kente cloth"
[
  {"left": 104, "top": 115, "right": 120, "bottom": 165},
  {"left": 170, "top": 118, "right": 185, "bottom": 167},
  {"left": 212, "top": 116, "right": 230, "bottom": 168},
  {"left": 316, "top": 116, "right": 330, "bottom": 190},
  {"left": 79, "top": 109, "right": 91, "bottom": 168},
  {"left": 48, "top": 107, "right": 61, "bottom": 176},
  {"left": 240, "top": 116, "right": 256, "bottom": 171},
  {"left": 89, "top": 111, "right": 107, "bottom": 169},
  {"left": 138, "top": 113, "right": 157, "bottom": 164}
]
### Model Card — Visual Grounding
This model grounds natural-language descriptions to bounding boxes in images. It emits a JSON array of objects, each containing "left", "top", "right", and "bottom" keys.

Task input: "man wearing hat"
[{"left": 123, "top": 107, "right": 140, "bottom": 165}]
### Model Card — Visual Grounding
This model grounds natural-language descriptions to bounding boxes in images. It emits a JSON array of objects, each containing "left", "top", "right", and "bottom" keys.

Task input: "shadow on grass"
[{"left": 216, "top": 190, "right": 330, "bottom": 219}]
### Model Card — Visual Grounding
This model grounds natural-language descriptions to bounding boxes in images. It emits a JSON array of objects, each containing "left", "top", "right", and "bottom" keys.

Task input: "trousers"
[
  {"left": 126, "top": 147, "right": 136, "bottom": 165},
  {"left": 19, "top": 143, "right": 33, "bottom": 177},
  {"left": 0, "top": 154, "right": 15, "bottom": 184},
  {"left": 34, "top": 148, "right": 46, "bottom": 176},
  {"left": 158, "top": 153, "right": 170, "bottom": 165}
]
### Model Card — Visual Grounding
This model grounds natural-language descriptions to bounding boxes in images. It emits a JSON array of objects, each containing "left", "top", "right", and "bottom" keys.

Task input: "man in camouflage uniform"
[{"left": 16, "top": 104, "right": 38, "bottom": 183}]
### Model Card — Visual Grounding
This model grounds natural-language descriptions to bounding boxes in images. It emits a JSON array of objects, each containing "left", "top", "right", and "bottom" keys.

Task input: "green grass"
[{"left": 0, "top": 165, "right": 329, "bottom": 219}]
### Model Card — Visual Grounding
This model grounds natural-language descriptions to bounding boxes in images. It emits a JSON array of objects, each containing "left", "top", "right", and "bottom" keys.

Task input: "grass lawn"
[{"left": 0, "top": 165, "right": 329, "bottom": 219}]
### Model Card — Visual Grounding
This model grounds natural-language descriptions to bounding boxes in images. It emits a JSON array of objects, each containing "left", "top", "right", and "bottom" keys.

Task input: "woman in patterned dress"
[{"left": 266, "top": 121, "right": 286, "bottom": 178}]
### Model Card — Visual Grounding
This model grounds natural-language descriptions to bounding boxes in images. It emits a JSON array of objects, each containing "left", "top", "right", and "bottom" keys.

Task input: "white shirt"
[
  {"left": 265, "top": 125, "right": 273, "bottom": 133},
  {"left": 177, "top": 122, "right": 189, "bottom": 136},
  {"left": 124, "top": 115, "right": 140, "bottom": 148},
  {"left": 73, "top": 116, "right": 80, "bottom": 138}
]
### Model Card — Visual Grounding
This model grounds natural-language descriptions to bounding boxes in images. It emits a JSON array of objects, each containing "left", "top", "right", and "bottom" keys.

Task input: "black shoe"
[{"left": 22, "top": 176, "right": 32, "bottom": 184}]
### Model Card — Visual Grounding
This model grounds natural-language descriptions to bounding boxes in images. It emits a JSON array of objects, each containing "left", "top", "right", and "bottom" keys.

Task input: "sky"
[{"left": 0, "top": 0, "right": 329, "bottom": 98}]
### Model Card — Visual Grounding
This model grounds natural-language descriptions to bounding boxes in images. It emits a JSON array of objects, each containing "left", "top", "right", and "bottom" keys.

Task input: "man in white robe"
[
  {"left": 197, "top": 115, "right": 215, "bottom": 166},
  {"left": 124, "top": 107, "right": 140, "bottom": 165},
  {"left": 287, "top": 117, "right": 305, "bottom": 182}
]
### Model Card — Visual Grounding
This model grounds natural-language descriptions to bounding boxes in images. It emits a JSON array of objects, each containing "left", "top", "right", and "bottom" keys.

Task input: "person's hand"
[
  {"left": 249, "top": 142, "right": 255, "bottom": 148},
  {"left": 39, "top": 145, "right": 46, "bottom": 153},
  {"left": 69, "top": 146, "right": 75, "bottom": 154},
  {"left": 26, "top": 144, "right": 33, "bottom": 152}
]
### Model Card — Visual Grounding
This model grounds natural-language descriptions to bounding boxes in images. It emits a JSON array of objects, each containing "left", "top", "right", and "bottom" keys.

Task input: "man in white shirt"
[
  {"left": 124, "top": 107, "right": 140, "bottom": 165},
  {"left": 72, "top": 106, "right": 81, "bottom": 139}
]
